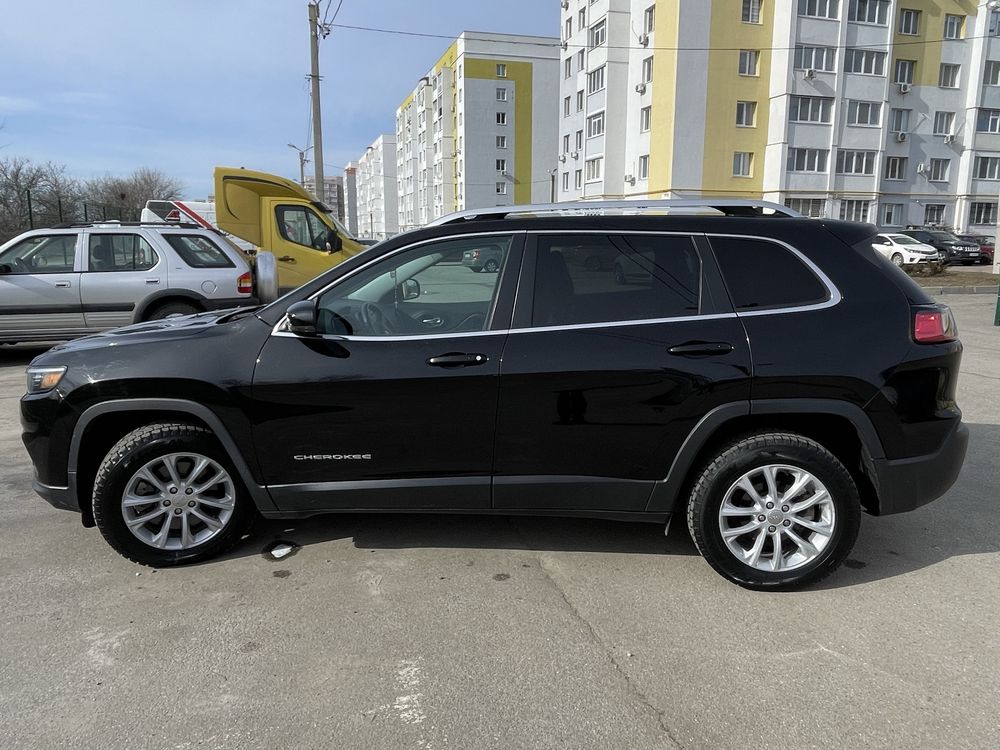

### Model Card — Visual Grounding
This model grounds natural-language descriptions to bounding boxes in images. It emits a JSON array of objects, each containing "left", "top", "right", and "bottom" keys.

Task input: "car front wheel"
[
  {"left": 92, "top": 423, "right": 255, "bottom": 566},
  {"left": 686, "top": 433, "right": 861, "bottom": 590},
  {"left": 891, "top": 252, "right": 904, "bottom": 266}
]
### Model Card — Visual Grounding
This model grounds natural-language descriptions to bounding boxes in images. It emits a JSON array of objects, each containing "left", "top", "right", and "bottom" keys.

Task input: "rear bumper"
[
  {"left": 32, "top": 478, "right": 79, "bottom": 513},
  {"left": 870, "top": 421, "right": 969, "bottom": 515}
]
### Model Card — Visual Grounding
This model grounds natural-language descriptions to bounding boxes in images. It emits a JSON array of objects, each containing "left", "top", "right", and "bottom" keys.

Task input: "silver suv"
[{"left": 0, "top": 222, "right": 276, "bottom": 343}]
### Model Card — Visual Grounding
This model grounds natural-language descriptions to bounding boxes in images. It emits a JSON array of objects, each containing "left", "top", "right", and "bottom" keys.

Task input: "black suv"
[
  {"left": 21, "top": 201, "right": 968, "bottom": 590},
  {"left": 899, "top": 228, "right": 981, "bottom": 265}
]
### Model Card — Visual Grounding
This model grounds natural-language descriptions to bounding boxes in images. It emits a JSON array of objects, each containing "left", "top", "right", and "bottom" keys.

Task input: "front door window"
[
  {"left": 276, "top": 205, "right": 333, "bottom": 251},
  {"left": 0, "top": 235, "right": 77, "bottom": 273}
]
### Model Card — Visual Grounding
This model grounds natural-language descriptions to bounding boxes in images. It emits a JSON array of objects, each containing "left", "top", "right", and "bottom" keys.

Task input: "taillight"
[
  {"left": 913, "top": 306, "right": 958, "bottom": 343},
  {"left": 237, "top": 272, "right": 253, "bottom": 295}
]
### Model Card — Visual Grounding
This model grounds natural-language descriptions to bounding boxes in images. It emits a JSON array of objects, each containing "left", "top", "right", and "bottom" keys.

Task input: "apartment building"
[
  {"left": 558, "top": 0, "right": 1000, "bottom": 232},
  {"left": 356, "top": 134, "right": 399, "bottom": 240},
  {"left": 395, "top": 32, "right": 560, "bottom": 231},
  {"left": 303, "top": 175, "right": 346, "bottom": 223}
]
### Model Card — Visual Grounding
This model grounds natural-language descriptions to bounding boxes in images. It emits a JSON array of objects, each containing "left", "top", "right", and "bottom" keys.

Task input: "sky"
[{"left": 0, "top": 0, "right": 557, "bottom": 199}]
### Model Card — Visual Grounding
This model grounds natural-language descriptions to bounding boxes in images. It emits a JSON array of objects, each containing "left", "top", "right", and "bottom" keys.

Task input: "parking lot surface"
[{"left": 1, "top": 294, "right": 998, "bottom": 749}]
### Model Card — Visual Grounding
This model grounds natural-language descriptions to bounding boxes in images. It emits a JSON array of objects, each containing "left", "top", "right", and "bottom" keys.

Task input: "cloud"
[{"left": 0, "top": 96, "right": 37, "bottom": 114}]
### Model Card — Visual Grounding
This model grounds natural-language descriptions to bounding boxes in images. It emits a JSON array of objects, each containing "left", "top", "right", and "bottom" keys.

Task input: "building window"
[
  {"left": 944, "top": 14, "right": 964, "bottom": 40},
  {"left": 642, "top": 56, "right": 654, "bottom": 83},
  {"left": 798, "top": 0, "right": 839, "bottom": 19},
  {"left": 564, "top": 58, "right": 572, "bottom": 79},
  {"left": 899, "top": 8, "right": 920, "bottom": 35},
  {"left": 577, "top": 49, "right": 585, "bottom": 69},
  {"left": 739, "top": 50, "right": 760, "bottom": 76},
  {"left": 585, "top": 157, "right": 603, "bottom": 181},
  {"left": 839, "top": 200, "right": 871, "bottom": 222},
  {"left": 939, "top": 63, "right": 960, "bottom": 88},
  {"left": 934, "top": 111, "right": 956, "bottom": 135},
  {"left": 978, "top": 108, "right": 1000, "bottom": 133},
  {"left": 787, "top": 148, "right": 829, "bottom": 172},
  {"left": 644, "top": 5, "right": 655, "bottom": 32},
  {"left": 497, "top": 135, "right": 508, "bottom": 149},
  {"left": 564, "top": 96, "right": 571, "bottom": 117},
  {"left": 885, "top": 156, "right": 908, "bottom": 180},
  {"left": 882, "top": 203, "right": 903, "bottom": 226},
  {"left": 587, "top": 111, "right": 606, "bottom": 138},
  {"left": 496, "top": 64, "right": 507, "bottom": 78},
  {"left": 785, "top": 198, "right": 825, "bottom": 217},
  {"left": 496, "top": 182, "right": 507, "bottom": 195},
  {"left": 974, "top": 156, "right": 1000, "bottom": 179},
  {"left": 985, "top": 61, "right": 1000, "bottom": 86},
  {"left": 894, "top": 59, "right": 915, "bottom": 84},
  {"left": 563, "top": 134, "right": 571, "bottom": 153},
  {"left": 496, "top": 87, "right": 507, "bottom": 101},
  {"left": 736, "top": 100, "right": 757, "bottom": 127},
  {"left": 575, "top": 130, "right": 584, "bottom": 149},
  {"left": 562, "top": 172, "right": 570, "bottom": 191},
  {"left": 496, "top": 159, "right": 507, "bottom": 172},
  {"left": 576, "top": 90, "right": 584, "bottom": 111},
  {"left": 929, "top": 158, "right": 950, "bottom": 182},
  {"left": 970, "top": 202, "right": 998, "bottom": 225},
  {"left": 992, "top": 9, "right": 1000, "bottom": 36},
  {"left": 640, "top": 106, "right": 651, "bottom": 132},
  {"left": 733, "top": 152, "right": 753, "bottom": 177},
  {"left": 789, "top": 95, "right": 833, "bottom": 123},
  {"left": 844, "top": 49, "right": 887, "bottom": 75},
  {"left": 890, "top": 108, "right": 911, "bottom": 133},
  {"left": 794, "top": 45, "right": 836, "bottom": 71},
  {"left": 496, "top": 112, "right": 507, "bottom": 126},
  {"left": 574, "top": 169, "right": 583, "bottom": 189},
  {"left": 564, "top": 17, "right": 572, "bottom": 41},
  {"left": 836, "top": 150, "right": 876, "bottom": 175},
  {"left": 579, "top": 9, "right": 586, "bottom": 29},
  {"left": 589, "top": 19, "right": 607, "bottom": 48},
  {"left": 848, "top": 0, "right": 889, "bottom": 25},
  {"left": 847, "top": 100, "right": 881, "bottom": 126},
  {"left": 924, "top": 204, "right": 946, "bottom": 224},
  {"left": 587, "top": 65, "right": 606, "bottom": 93},
  {"left": 742, "top": 0, "right": 762, "bottom": 24},
  {"left": 638, "top": 154, "right": 649, "bottom": 179}
]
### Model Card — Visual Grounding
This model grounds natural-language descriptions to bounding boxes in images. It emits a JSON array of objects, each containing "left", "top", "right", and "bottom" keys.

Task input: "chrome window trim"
[{"left": 269, "top": 229, "right": 841, "bottom": 341}]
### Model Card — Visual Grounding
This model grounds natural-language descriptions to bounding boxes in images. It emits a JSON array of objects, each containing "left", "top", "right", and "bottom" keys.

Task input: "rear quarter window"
[
  {"left": 710, "top": 237, "right": 829, "bottom": 311},
  {"left": 164, "top": 235, "right": 236, "bottom": 268}
]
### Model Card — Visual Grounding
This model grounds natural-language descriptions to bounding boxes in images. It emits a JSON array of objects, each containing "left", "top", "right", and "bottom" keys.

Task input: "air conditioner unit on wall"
[
  {"left": 559, "top": 154, "right": 567, "bottom": 163},
  {"left": 916, "top": 163, "right": 927, "bottom": 174},
  {"left": 638, "top": 33, "right": 649, "bottom": 47},
  {"left": 802, "top": 68, "right": 816, "bottom": 80},
  {"left": 635, "top": 82, "right": 647, "bottom": 94},
  {"left": 560, "top": 0, "right": 569, "bottom": 9},
  {"left": 898, "top": 83, "right": 912, "bottom": 94},
  {"left": 944, "top": 134, "right": 956, "bottom": 143},
  {"left": 895, "top": 131, "right": 908, "bottom": 142},
  {"left": 561, "top": 41, "right": 568, "bottom": 51}
]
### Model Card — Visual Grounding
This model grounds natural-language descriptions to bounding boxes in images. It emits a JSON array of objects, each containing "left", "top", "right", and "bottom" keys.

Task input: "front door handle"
[
  {"left": 145, "top": 278, "right": 160, "bottom": 284},
  {"left": 427, "top": 353, "right": 489, "bottom": 368},
  {"left": 54, "top": 280, "right": 71, "bottom": 288},
  {"left": 277, "top": 255, "right": 297, "bottom": 263},
  {"left": 668, "top": 341, "right": 734, "bottom": 356}
]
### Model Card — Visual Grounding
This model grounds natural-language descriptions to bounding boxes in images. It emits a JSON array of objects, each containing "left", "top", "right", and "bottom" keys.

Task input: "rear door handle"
[
  {"left": 668, "top": 341, "right": 734, "bottom": 356},
  {"left": 427, "top": 353, "right": 489, "bottom": 368},
  {"left": 145, "top": 278, "right": 159, "bottom": 284},
  {"left": 54, "top": 281, "right": 71, "bottom": 288},
  {"left": 277, "top": 255, "right": 297, "bottom": 263}
]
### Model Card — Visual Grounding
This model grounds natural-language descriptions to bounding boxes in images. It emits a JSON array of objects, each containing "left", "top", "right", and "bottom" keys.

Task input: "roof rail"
[
  {"left": 48, "top": 221, "right": 206, "bottom": 230},
  {"left": 426, "top": 199, "right": 801, "bottom": 227}
]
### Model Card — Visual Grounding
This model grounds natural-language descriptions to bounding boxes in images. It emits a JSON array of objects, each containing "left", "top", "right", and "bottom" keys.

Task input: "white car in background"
[{"left": 872, "top": 233, "right": 942, "bottom": 267}]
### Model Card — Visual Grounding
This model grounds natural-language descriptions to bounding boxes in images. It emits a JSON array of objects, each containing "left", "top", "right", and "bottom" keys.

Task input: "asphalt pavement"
[{"left": 1, "top": 294, "right": 997, "bottom": 749}]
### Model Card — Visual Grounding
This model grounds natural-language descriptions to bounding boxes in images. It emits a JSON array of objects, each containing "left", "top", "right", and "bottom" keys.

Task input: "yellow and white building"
[
  {"left": 395, "top": 32, "right": 560, "bottom": 231},
  {"left": 559, "top": 0, "right": 1000, "bottom": 232},
  {"left": 356, "top": 134, "right": 398, "bottom": 240}
]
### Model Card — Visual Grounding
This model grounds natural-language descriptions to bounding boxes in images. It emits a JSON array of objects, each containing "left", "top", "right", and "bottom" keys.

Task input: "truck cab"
[{"left": 213, "top": 167, "right": 367, "bottom": 292}]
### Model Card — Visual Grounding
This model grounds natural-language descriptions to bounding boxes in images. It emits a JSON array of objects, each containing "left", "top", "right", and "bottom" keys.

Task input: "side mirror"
[
  {"left": 286, "top": 300, "right": 318, "bottom": 335},
  {"left": 0, "top": 264, "right": 11, "bottom": 274},
  {"left": 400, "top": 278, "right": 421, "bottom": 300},
  {"left": 324, "top": 229, "right": 343, "bottom": 253}
]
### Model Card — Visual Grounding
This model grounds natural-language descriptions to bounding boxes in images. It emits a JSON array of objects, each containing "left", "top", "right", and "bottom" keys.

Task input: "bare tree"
[
  {"left": 0, "top": 156, "right": 82, "bottom": 243},
  {"left": 84, "top": 167, "right": 184, "bottom": 218}
]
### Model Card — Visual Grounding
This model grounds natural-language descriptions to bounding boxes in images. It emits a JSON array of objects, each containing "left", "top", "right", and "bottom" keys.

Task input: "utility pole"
[
  {"left": 308, "top": 2, "right": 326, "bottom": 202},
  {"left": 288, "top": 143, "right": 311, "bottom": 186}
]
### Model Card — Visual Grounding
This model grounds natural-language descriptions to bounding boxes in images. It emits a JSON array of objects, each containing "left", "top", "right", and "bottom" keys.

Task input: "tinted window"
[
  {"left": 711, "top": 237, "right": 828, "bottom": 311},
  {"left": 88, "top": 234, "right": 158, "bottom": 272},
  {"left": 0, "top": 235, "right": 76, "bottom": 274},
  {"left": 531, "top": 234, "right": 700, "bottom": 326},
  {"left": 165, "top": 235, "right": 236, "bottom": 268}
]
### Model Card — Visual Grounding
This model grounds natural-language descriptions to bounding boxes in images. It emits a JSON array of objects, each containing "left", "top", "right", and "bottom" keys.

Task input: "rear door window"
[
  {"left": 530, "top": 234, "right": 701, "bottom": 327},
  {"left": 88, "top": 234, "right": 158, "bottom": 272},
  {"left": 710, "top": 237, "right": 829, "bottom": 311},
  {"left": 164, "top": 235, "right": 236, "bottom": 268}
]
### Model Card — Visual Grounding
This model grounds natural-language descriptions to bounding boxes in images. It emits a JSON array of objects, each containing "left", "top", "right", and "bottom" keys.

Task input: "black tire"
[
  {"left": 686, "top": 432, "right": 861, "bottom": 591},
  {"left": 890, "top": 253, "right": 904, "bottom": 267},
  {"left": 961, "top": 260, "right": 974, "bottom": 266},
  {"left": 92, "top": 423, "right": 255, "bottom": 566},
  {"left": 146, "top": 301, "right": 201, "bottom": 321},
  {"left": 483, "top": 259, "right": 500, "bottom": 273}
]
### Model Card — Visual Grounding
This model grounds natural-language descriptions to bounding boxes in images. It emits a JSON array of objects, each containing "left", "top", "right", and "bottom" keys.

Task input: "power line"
[{"left": 331, "top": 21, "right": 1000, "bottom": 54}]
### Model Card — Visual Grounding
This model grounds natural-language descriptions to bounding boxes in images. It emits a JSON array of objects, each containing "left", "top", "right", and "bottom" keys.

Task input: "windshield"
[
  {"left": 929, "top": 232, "right": 959, "bottom": 242},
  {"left": 890, "top": 235, "right": 920, "bottom": 245}
]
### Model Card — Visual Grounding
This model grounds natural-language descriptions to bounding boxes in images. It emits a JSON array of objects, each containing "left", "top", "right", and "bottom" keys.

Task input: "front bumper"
[{"left": 870, "top": 421, "right": 969, "bottom": 515}]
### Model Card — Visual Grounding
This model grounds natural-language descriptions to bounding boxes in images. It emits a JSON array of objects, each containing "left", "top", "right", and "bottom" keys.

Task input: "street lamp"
[{"left": 287, "top": 143, "right": 312, "bottom": 187}]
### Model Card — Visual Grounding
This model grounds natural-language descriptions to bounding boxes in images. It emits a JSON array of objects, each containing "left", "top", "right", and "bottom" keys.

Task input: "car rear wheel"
[
  {"left": 891, "top": 253, "right": 904, "bottom": 267},
  {"left": 686, "top": 432, "right": 861, "bottom": 590},
  {"left": 147, "top": 301, "right": 201, "bottom": 320},
  {"left": 483, "top": 259, "right": 500, "bottom": 273},
  {"left": 92, "top": 423, "right": 255, "bottom": 566}
]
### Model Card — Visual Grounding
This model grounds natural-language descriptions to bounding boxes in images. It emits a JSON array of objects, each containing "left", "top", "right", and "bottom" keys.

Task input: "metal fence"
[{"left": 1, "top": 189, "right": 144, "bottom": 244}]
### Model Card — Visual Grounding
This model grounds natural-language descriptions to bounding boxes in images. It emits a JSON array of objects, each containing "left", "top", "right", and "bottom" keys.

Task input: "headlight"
[{"left": 26, "top": 366, "right": 67, "bottom": 394}]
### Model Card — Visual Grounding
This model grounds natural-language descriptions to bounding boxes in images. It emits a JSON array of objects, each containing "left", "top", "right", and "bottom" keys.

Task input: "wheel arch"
[
  {"left": 69, "top": 399, "right": 276, "bottom": 525},
  {"left": 133, "top": 291, "right": 208, "bottom": 322},
  {"left": 646, "top": 399, "right": 885, "bottom": 516}
]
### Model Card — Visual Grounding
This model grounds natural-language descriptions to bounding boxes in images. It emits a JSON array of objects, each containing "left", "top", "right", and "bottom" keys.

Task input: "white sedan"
[{"left": 872, "top": 234, "right": 942, "bottom": 266}]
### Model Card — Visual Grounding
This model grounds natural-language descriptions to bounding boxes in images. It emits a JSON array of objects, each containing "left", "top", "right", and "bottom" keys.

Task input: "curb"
[{"left": 920, "top": 286, "right": 999, "bottom": 295}]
